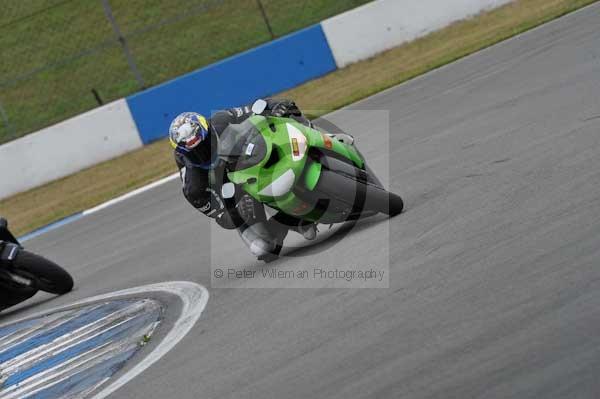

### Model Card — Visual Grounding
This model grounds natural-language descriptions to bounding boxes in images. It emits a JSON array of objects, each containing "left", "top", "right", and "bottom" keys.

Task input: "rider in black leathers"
[{"left": 169, "top": 98, "right": 319, "bottom": 259}]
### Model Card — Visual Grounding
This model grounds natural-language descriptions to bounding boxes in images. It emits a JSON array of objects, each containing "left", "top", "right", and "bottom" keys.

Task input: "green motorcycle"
[{"left": 217, "top": 104, "right": 403, "bottom": 231}]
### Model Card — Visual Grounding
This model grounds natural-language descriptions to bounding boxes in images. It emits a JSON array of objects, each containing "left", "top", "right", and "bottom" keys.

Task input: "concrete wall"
[
  {"left": 321, "top": 0, "right": 513, "bottom": 68},
  {"left": 0, "top": 99, "right": 141, "bottom": 199}
]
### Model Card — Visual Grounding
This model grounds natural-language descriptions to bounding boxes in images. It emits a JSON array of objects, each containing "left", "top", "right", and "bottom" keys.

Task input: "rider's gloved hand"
[
  {"left": 268, "top": 99, "right": 301, "bottom": 117},
  {"left": 191, "top": 187, "right": 224, "bottom": 217}
]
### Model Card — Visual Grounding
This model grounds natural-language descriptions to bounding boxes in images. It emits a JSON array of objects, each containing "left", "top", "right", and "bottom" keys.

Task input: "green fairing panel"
[
  {"left": 304, "top": 161, "right": 321, "bottom": 191},
  {"left": 224, "top": 115, "right": 365, "bottom": 218}
]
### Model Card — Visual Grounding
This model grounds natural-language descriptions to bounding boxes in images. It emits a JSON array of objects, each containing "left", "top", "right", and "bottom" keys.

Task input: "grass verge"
[
  {"left": 1, "top": 0, "right": 598, "bottom": 236},
  {"left": 0, "top": 0, "right": 371, "bottom": 143}
]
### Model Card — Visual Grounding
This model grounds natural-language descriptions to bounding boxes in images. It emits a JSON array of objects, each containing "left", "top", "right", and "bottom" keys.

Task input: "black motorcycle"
[{"left": 0, "top": 218, "right": 73, "bottom": 311}]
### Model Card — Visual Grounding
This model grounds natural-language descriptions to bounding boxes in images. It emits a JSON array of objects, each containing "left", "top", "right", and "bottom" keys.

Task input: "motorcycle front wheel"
[
  {"left": 11, "top": 251, "right": 74, "bottom": 295},
  {"left": 314, "top": 168, "right": 404, "bottom": 217},
  {"left": 0, "top": 282, "right": 37, "bottom": 311}
]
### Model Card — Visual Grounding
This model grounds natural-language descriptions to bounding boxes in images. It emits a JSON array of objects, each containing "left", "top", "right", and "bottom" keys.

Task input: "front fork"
[
  {"left": 0, "top": 218, "right": 21, "bottom": 264},
  {"left": 0, "top": 241, "right": 19, "bottom": 263},
  {"left": 0, "top": 241, "right": 35, "bottom": 289},
  {"left": 0, "top": 218, "right": 23, "bottom": 266}
]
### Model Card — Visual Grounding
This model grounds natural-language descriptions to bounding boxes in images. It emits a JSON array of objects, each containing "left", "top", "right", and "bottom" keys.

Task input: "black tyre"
[
  {"left": 0, "top": 282, "right": 37, "bottom": 311},
  {"left": 355, "top": 177, "right": 404, "bottom": 216},
  {"left": 381, "top": 191, "right": 404, "bottom": 217},
  {"left": 314, "top": 168, "right": 404, "bottom": 217},
  {"left": 12, "top": 251, "right": 73, "bottom": 295}
]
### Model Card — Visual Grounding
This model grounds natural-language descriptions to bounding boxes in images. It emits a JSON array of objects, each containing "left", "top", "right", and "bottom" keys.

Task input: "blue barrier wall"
[{"left": 126, "top": 24, "right": 337, "bottom": 144}]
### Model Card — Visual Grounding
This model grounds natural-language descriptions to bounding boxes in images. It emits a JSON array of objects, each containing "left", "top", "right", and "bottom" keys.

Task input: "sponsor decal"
[
  {"left": 286, "top": 123, "right": 307, "bottom": 162},
  {"left": 292, "top": 201, "right": 310, "bottom": 214},
  {"left": 322, "top": 134, "right": 333, "bottom": 149},
  {"left": 291, "top": 138, "right": 300, "bottom": 157}
]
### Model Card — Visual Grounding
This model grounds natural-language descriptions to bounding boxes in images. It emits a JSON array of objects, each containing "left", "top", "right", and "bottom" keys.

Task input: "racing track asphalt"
[{"left": 3, "top": 3, "right": 600, "bottom": 398}]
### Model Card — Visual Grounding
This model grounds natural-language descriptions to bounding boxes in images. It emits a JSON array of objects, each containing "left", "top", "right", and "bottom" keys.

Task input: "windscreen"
[{"left": 218, "top": 119, "right": 267, "bottom": 171}]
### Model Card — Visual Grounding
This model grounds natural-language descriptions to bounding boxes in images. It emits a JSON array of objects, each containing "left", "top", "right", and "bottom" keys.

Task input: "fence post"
[
  {"left": 0, "top": 100, "right": 15, "bottom": 139},
  {"left": 101, "top": 0, "right": 145, "bottom": 89},
  {"left": 256, "top": 0, "right": 275, "bottom": 40}
]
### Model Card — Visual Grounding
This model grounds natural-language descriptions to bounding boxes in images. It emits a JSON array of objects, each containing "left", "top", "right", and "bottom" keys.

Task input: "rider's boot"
[
  {"left": 237, "top": 218, "right": 288, "bottom": 261},
  {"left": 271, "top": 212, "right": 318, "bottom": 241},
  {"left": 292, "top": 222, "right": 318, "bottom": 240}
]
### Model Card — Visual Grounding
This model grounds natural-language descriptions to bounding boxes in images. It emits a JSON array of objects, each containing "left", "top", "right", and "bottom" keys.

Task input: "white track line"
[
  {"left": 20, "top": 173, "right": 180, "bottom": 242},
  {"left": 92, "top": 281, "right": 208, "bottom": 399},
  {"left": 83, "top": 173, "right": 179, "bottom": 215}
]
